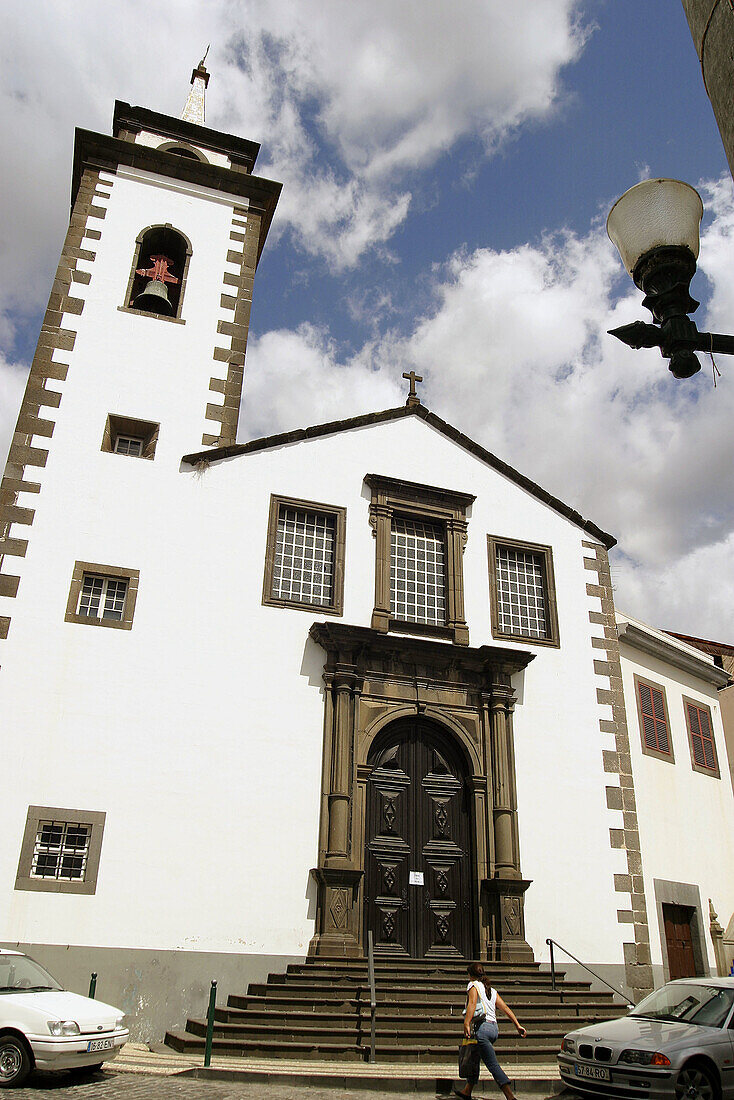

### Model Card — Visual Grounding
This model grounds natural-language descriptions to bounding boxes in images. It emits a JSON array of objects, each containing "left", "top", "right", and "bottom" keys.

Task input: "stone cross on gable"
[{"left": 403, "top": 370, "right": 423, "bottom": 407}]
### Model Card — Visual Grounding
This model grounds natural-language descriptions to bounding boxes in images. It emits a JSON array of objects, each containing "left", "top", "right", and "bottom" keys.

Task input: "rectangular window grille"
[
  {"left": 495, "top": 545, "right": 548, "bottom": 638},
  {"left": 114, "top": 435, "right": 143, "bottom": 457},
  {"left": 638, "top": 681, "right": 670, "bottom": 754},
  {"left": 271, "top": 507, "right": 336, "bottom": 607},
  {"left": 31, "top": 820, "right": 92, "bottom": 881},
  {"left": 390, "top": 516, "right": 446, "bottom": 625},
  {"left": 686, "top": 702, "right": 717, "bottom": 770},
  {"left": 78, "top": 574, "right": 128, "bottom": 621}
]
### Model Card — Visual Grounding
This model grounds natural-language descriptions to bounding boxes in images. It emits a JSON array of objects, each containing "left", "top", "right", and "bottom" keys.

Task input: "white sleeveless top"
[{"left": 467, "top": 980, "right": 497, "bottom": 1024}]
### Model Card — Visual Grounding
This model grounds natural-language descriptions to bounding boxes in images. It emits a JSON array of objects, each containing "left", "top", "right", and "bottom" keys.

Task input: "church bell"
[{"left": 133, "top": 278, "right": 173, "bottom": 315}]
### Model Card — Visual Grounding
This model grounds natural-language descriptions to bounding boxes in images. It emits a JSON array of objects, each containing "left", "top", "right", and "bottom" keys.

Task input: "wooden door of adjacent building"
[
  {"left": 663, "top": 903, "right": 698, "bottom": 979},
  {"left": 364, "top": 718, "right": 474, "bottom": 958}
]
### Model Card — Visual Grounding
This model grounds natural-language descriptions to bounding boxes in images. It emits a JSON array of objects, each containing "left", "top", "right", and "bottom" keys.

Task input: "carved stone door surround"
[{"left": 308, "top": 621, "right": 535, "bottom": 960}]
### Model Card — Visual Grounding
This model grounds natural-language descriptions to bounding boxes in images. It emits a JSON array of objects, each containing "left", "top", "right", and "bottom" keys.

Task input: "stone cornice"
[
  {"left": 72, "top": 130, "right": 282, "bottom": 266},
  {"left": 309, "top": 621, "right": 534, "bottom": 679},
  {"left": 618, "top": 621, "right": 731, "bottom": 688},
  {"left": 363, "top": 472, "right": 476, "bottom": 510},
  {"left": 113, "top": 101, "right": 261, "bottom": 167}
]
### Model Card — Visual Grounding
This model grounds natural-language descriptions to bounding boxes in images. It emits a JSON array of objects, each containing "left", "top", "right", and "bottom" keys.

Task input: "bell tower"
[{"left": 0, "top": 63, "right": 281, "bottom": 641}]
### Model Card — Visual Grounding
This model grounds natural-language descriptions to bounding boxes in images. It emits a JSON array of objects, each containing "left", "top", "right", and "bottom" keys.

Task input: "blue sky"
[
  {"left": 250, "top": 0, "right": 728, "bottom": 350},
  {"left": 1, "top": 0, "right": 733, "bottom": 638}
]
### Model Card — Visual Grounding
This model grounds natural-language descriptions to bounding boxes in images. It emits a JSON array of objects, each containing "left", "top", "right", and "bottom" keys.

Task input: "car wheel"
[
  {"left": 0, "top": 1035, "right": 31, "bottom": 1088},
  {"left": 674, "top": 1062, "right": 719, "bottom": 1100}
]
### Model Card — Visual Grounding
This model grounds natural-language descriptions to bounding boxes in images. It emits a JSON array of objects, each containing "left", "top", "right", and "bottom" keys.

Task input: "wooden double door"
[{"left": 364, "top": 718, "right": 474, "bottom": 958}]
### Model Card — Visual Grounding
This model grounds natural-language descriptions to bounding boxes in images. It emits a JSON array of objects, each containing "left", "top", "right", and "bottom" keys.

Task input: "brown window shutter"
[
  {"left": 638, "top": 681, "right": 669, "bottom": 754},
  {"left": 687, "top": 702, "right": 716, "bottom": 770}
]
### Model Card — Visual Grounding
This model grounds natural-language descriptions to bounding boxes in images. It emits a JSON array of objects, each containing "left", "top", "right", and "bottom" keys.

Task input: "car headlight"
[
  {"left": 47, "top": 1020, "right": 81, "bottom": 1036},
  {"left": 115, "top": 1016, "right": 125, "bottom": 1029},
  {"left": 561, "top": 1038, "right": 576, "bottom": 1054},
  {"left": 619, "top": 1050, "right": 671, "bottom": 1066}
]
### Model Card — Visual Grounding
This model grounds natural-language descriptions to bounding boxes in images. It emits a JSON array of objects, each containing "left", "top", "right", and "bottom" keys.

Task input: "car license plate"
[
  {"left": 87, "top": 1038, "right": 114, "bottom": 1052},
  {"left": 575, "top": 1064, "right": 610, "bottom": 1081}
]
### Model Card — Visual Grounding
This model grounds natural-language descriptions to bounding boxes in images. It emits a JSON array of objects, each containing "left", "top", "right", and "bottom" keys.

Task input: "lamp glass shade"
[{"left": 607, "top": 178, "right": 703, "bottom": 275}]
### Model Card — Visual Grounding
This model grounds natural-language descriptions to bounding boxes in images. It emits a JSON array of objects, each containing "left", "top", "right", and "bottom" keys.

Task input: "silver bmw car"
[{"left": 558, "top": 978, "right": 734, "bottom": 1100}]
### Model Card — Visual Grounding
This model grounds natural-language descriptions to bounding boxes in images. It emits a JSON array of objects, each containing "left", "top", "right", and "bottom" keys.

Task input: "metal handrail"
[
  {"left": 367, "top": 930, "right": 377, "bottom": 1063},
  {"left": 546, "top": 938, "right": 634, "bottom": 1007}
]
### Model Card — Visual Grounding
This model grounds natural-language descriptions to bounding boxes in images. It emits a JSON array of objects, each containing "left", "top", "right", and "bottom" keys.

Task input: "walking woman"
[{"left": 454, "top": 962, "right": 527, "bottom": 1100}]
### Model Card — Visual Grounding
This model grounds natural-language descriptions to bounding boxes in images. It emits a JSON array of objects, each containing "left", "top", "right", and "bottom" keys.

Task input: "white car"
[{"left": 0, "top": 949, "right": 128, "bottom": 1087}]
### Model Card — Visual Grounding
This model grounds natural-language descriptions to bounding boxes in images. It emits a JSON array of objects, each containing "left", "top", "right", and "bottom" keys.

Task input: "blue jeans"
[{"left": 471, "top": 1020, "right": 510, "bottom": 1088}]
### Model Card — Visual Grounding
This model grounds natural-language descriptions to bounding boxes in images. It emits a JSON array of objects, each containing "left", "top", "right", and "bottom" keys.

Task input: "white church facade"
[{"left": 1, "top": 66, "right": 733, "bottom": 1041}]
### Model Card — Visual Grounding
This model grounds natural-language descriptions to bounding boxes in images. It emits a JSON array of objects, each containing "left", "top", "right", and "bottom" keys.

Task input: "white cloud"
[{"left": 0, "top": 355, "right": 28, "bottom": 472}]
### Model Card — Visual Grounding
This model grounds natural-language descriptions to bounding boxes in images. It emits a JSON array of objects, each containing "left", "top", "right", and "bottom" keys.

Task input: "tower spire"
[{"left": 182, "top": 48, "right": 210, "bottom": 126}]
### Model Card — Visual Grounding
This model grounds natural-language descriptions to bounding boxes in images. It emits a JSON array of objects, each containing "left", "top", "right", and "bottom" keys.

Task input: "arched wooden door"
[{"left": 364, "top": 718, "right": 474, "bottom": 958}]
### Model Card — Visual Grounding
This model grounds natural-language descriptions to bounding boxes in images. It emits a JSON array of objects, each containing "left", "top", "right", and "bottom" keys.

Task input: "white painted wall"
[{"left": 618, "top": 616, "right": 734, "bottom": 975}]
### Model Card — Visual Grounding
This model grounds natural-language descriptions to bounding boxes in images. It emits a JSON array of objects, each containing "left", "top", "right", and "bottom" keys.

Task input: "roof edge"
[
  {"left": 618, "top": 620, "right": 731, "bottom": 688},
  {"left": 182, "top": 402, "right": 617, "bottom": 548}
]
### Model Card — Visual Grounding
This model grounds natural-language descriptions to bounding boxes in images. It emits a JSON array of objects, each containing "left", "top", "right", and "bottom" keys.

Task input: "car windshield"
[
  {"left": 0, "top": 954, "right": 62, "bottom": 994},
  {"left": 631, "top": 984, "right": 734, "bottom": 1028}
]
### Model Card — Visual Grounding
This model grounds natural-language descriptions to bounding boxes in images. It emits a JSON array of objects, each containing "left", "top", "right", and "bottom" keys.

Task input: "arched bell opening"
[
  {"left": 364, "top": 715, "right": 476, "bottom": 959},
  {"left": 159, "top": 141, "right": 209, "bottom": 164},
  {"left": 125, "top": 224, "right": 192, "bottom": 319}
]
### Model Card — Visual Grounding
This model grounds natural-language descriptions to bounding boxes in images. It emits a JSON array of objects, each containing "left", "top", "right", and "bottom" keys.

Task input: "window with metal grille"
[
  {"left": 114, "top": 435, "right": 143, "bottom": 457},
  {"left": 495, "top": 545, "right": 548, "bottom": 639},
  {"left": 271, "top": 506, "right": 336, "bottom": 607},
  {"left": 686, "top": 701, "right": 717, "bottom": 772},
  {"left": 31, "top": 820, "right": 92, "bottom": 881},
  {"left": 78, "top": 574, "right": 128, "bottom": 621},
  {"left": 390, "top": 516, "right": 446, "bottom": 626},
  {"left": 638, "top": 680, "right": 671, "bottom": 755}
]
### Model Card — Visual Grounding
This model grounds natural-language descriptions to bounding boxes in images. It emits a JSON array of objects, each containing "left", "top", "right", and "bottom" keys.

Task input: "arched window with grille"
[{"left": 123, "top": 224, "right": 192, "bottom": 321}]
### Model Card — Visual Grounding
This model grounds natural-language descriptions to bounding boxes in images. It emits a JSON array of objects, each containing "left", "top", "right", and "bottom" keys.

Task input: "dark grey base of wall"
[{"left": 1, "top": 942, "right": 303, "bottom": 1044}]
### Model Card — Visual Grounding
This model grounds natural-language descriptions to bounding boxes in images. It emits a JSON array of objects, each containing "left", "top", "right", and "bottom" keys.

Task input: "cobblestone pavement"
[{"left": 20, "top": 1068, "right": 516, "bottom": 1100}]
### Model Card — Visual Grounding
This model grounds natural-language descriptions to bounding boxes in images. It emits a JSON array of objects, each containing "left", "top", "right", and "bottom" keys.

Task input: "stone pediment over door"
[{"left": 308, "top": 621, "right": 535, "bottom": 961}]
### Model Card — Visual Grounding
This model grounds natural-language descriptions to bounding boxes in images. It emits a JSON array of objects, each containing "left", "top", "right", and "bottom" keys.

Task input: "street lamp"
[{"left": 607, "top": 177, "right": 734, "bottom": 378}]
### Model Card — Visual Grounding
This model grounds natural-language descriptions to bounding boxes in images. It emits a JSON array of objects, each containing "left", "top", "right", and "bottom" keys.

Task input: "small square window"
[
  {"left": 683, "top": 697, "right": 720, "bottom": 778},
  {"left": 65, "top": 561, "right": 139, "bottom": 631},
  {"left": 16, "top": 807, "right": 105, "bottom": 895},
  {"left": 114, "top": 435, "right": 143, "bottom": 457},
  {"left": 102, "top": 414, "right": 159, "bottom": 460}
]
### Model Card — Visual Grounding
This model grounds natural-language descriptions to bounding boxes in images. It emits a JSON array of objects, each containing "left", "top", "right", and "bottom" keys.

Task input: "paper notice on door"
[{"left": 409, "top": 871, "right": 424, "bottom": 886}]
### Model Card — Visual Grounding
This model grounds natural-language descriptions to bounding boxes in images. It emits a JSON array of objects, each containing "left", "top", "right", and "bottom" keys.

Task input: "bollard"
[
  {"left": 88, "top": 973, "right": 97, "bottom": 999},
  {"left": 204, "top": 980, "right": 217, "bottom": 1067}
]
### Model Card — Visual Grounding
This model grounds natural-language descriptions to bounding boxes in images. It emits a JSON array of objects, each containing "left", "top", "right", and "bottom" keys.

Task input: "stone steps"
[
  {"left": 230, "top": 989, "right": 617, "bottom": 1008},
  {"left": 165, "top": 956, "right": 628, "bottom": 1063},
  {"left": 216, "top": 1006, "right": 623, "bottom": 1025},
  {"left": 164, "top": 1032, "right": 568, "bottom": 1063}
]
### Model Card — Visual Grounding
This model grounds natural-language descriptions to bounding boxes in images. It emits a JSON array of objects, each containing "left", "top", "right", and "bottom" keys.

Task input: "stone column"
[
  {"left": 310, "top": 663, "right": 365, "bottom": 957},
  {"left": 483, "top": 674, "right": 533, "bottom": 961},
  {"left": 490, "top": 681, "right": 520, "bottom": 877},
  {"left": 369, "top": 502, "right": 392, "bottom": 632},
  {"left": 445, "top": 517, "right": 470, "bottom": 646},
  {"left": 709, "top": 898, "right": 729, "bottom": 976}
]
